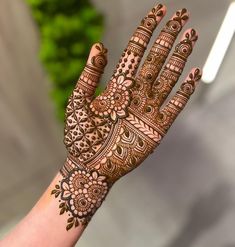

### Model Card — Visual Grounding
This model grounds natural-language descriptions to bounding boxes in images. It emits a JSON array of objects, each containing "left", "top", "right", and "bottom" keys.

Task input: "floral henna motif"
[
  {"left": 52, "top": 5, "right": 201, "bottom": 231},
  {"left": 52, "top": 164, "right": 108, "bottom": 230},
  {"left": 90, "top": 4, "right": 166, "bottom": 123},
  {"left": 90, "top": 74, "right": 134, "bottom": 121},
  {"left": 180, "top": 68, "right": 201, "bottom": 95}
]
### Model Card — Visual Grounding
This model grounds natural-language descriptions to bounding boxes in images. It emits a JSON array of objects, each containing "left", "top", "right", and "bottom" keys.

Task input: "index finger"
[{"left": 113, "top": 3, "right": 166, "bottom": 79}]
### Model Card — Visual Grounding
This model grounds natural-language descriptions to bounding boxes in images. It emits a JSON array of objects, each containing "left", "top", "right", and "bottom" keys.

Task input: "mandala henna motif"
[
  {"left": 52, "top": 4, "right": 202, "bottom": 231},
  {"left": 90, "top": 74, "right": 134, "bottom": 121},
  {"left": 52, "top": 166, "right": 108, "bottom": 230}
]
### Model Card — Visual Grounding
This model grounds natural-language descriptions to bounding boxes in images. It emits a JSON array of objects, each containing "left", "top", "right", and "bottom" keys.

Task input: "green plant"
[{"left": 27, "top": 0, "right": 104, "bottom": 121}]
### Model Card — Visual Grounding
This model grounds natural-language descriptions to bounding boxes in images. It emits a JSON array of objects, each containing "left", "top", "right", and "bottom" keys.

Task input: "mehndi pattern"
[{"left": 52, "top": 4, "right": 202, "bottom": 230}]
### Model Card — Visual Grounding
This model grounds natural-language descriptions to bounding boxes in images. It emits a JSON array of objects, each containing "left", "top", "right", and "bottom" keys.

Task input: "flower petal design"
[
  {"left": 62, "top": 181, "right": 70, "bottom": 191},
  {"left": 62, "top": 190, "right": 72, "bottom": 199},
  {"left": 92, "top": 171, "right": 98, "bottom": 179},
  {"left": 89, "top": 73, "right": 133, "bottom": 122},
  {"left": 97, "top": 176, "right": 106, "bottom": 181},
  {"left": 117, "top": 109, "right": 126, "bottom": 117},
  {"left": 100, "top": 157, "right": 107, "bottom": 164},
  {"left": 110, "top": 111, "right": 117, "bottom": 121},
  {"left": 59, "top": 168, "right": 109, "bottom": 219},
  {"left": 123, "top": 79, "right": 133, "bottom": 88},
  {"left": 117, "top": 75, "right": 125, "bottom": 84}
]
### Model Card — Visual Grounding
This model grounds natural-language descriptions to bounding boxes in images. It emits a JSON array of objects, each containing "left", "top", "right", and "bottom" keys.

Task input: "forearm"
[{"left": 0, "top": 172, "right": 87, "bottom": 247}]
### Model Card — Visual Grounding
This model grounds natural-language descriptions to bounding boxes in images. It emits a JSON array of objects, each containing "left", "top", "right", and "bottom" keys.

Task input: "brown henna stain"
[{"left": 51, "top": 5, "right": 202, "bottom": 231}]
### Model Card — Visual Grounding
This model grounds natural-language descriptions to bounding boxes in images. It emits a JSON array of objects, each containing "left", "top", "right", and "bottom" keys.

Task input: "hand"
[{"left": 52, "top": 4, "right": 202, "bottom": 230}]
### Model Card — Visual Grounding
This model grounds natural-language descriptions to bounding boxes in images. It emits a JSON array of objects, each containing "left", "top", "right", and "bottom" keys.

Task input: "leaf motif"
[
  {"left": 157, "top": 11, "right": 163, "bottom": 17},
  {"left": 117, "top": 109, "right": 126, "bottom": 117},
  {"left": 123, "top": 79, "right": 133, "bottom": 88},
  {"left": 117, "top": 75, "right": 124, "bottom": 84},
  {"left": 51, "top": 190, "right": 57, "bottom": 195},
  {"left": 62, "top": 181, "right": 70, "bottom": 191},
  {"left": 117, "top": 145, "right": 122, "bottom": 155},
  {"left": 75, "top": 218, "right": 79, "bottom": 227},
  {"left": 60, "top": 208, "right": 65, "bottom": 215},
  {"left": 64, "top": 190, "right": 72, "bottom": 198},
  {"left": 55, "top": 191, "right": 61, "bottom": 198},
  {"left": 68, "top": 217, "right": 74, "bottom": 223},
  {"left": 182, "top": 15, "right": 189, "bottom": 20},
  {"left": 97, "top": 176, "right": 106, "bottom": 181},
  {"left": 59, "top": 202, "right": 65, "bottom": 208},
  {"left": 97, "top": 119, "right": 107, "bottom": 127},
  {"left": 66, "top": 222, "right": 74, "bottom": 231},
  {"left": 92, "top": 171, "right": 98, "bottom": 179},
  {"left": 110, "top": 111, "right": 117, "bottom": 121},
  {"left": 97, "top": 130, "right": 103, "bottom": 138},
  {"left": 181, "top": 8, "right": 187, "bottom": 15},
  {"left": 95, "top": 44, "right": 101, "bottom": 51}
]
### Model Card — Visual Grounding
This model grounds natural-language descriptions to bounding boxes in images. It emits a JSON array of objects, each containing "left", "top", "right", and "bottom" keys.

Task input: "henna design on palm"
[{"left": 51, "top": 4, "right": 202, "bottom": 230}]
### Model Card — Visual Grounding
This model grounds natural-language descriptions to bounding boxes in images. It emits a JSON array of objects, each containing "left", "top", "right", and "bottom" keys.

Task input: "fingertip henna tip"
[
  {"left": 195, "top": 67, "right": 202, "bottom": 81},
  {"left": 155, "top": 4, "right": 167, "bottom": 19},
  {"left": 173, "top": 8, "right": 190, "bottom": 26},
  {"left": 93, "top": 42, "right": 108, "bottom": 55},
  {"left": 182, "top": 28, "right": 198, "bottom": 46},
  {"left": 158, "top": 3, "right": 167, "bottom": 11},
  {"left": 189, "top": 67, "right": 202, "bottom": 84},
  {"left": 87, "top": 42, "right": 108, "bottom": 71},
  {"left": 182, "top": 8, "right": 190, "bottom": 16}
]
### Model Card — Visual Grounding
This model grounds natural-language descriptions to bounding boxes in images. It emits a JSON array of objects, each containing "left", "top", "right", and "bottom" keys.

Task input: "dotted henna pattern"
[{"left": 51, "top": 4, "right": 202, "bottom": 230}]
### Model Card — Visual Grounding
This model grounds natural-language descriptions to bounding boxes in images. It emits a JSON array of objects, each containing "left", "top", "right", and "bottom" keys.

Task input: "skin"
[
  {"left": 0, "top": 3, "right": 201, "bottom": 247},
  {"left": 1, "top": 173, "right": 84, "bottom": 247}
]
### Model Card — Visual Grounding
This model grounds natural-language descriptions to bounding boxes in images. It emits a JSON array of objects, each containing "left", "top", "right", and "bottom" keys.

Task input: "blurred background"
[{"left": 0, "top": 0, "right": 235, "bottom": 246}]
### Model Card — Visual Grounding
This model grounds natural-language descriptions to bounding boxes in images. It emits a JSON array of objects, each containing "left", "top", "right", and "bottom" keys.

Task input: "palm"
[
  {"left": 63, "top": 6, "right": 201, "bottom": 184},
  {"left": 64, "top": 87, "right": 112, "bottom": 163}
]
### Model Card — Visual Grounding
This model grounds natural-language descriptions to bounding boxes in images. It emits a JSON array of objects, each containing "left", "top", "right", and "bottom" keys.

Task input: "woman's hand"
[{"left": 52, "top": 4, "right": 202, "bottom": 230}]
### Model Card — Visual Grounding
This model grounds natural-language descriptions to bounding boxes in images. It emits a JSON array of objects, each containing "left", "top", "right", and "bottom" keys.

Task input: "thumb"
[{"left": 77, "top": 43, "right": 108, "bottom": 97}]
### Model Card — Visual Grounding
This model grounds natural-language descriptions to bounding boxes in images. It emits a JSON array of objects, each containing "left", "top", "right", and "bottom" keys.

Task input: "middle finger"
[{"left": 135, "top": 8, "right": 189, "bottom": 89}]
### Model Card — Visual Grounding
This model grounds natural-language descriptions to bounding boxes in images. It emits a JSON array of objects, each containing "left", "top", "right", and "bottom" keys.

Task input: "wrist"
[
  {"left": 52, "top": 157, "right": 111, "bottom": 230},
  {"left": 1, "top": 173, "right": 85, "bottom": 247},
  {"left": 1, "top": 161, "right": 111, "bottom": 247}
]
